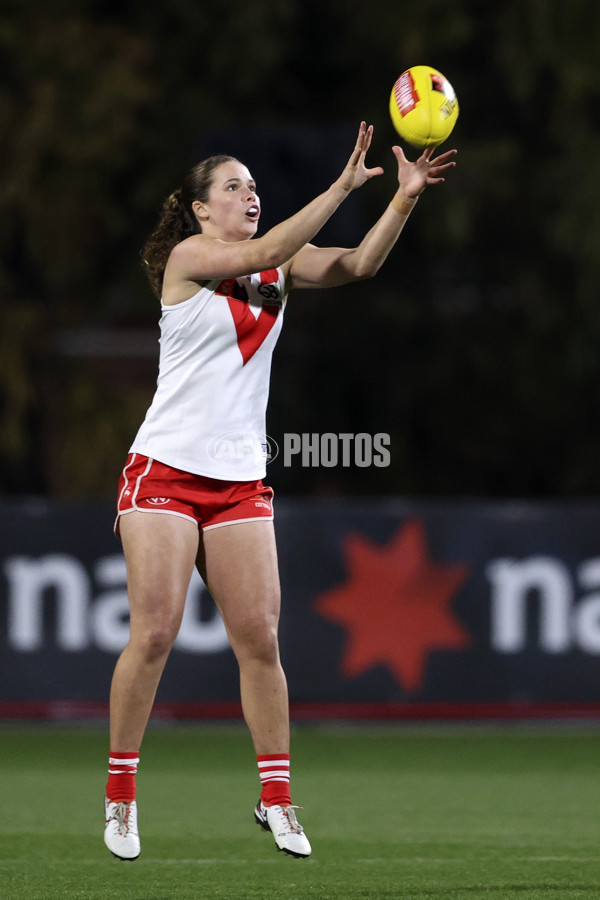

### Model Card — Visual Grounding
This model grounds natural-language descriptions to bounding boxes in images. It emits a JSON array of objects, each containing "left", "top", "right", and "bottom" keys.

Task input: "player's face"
[{"left": 203, "top": 161, "right": 261, "bottom": 240}]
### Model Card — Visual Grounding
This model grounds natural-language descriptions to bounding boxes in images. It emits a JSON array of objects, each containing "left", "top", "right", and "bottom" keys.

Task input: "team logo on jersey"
[
  {"left": 227, "top": 299, "right": 279, "bottom": 365},
  {"left": 257, "top": 282, "right": 282, "bottom": 306},
  {"left": 220, "top": 269, "right": 284, "bottom": 364},
  {"left": 217, "top": 274, "right": 281, "bottom": 306}
]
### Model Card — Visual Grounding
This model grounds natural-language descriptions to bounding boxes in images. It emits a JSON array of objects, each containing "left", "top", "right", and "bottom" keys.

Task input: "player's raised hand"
[
  {"left": 336, "top": 122, "right": 384, "bottom": 193},
  {"left": 393, "top": 144, "right": 457, "bottom": 198}
]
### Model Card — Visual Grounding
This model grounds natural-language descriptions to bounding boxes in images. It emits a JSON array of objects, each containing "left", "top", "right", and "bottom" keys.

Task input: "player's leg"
[
  {"left": 110, "top": 510, "right": 199, "bottom": 749},
  {"left": 198, "top": 520, "right": 311, "bottom": 857},
  {"left": 104, "top": 510, "right": 199, "bottom": 860},
  {"left": 200, "top": 520, "right": 287, "bottom": 753}
]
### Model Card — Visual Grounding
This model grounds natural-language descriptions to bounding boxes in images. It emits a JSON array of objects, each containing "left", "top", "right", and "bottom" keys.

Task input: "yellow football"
[{"left": 390, "top": 65, "right": 459, "bottom": 148}]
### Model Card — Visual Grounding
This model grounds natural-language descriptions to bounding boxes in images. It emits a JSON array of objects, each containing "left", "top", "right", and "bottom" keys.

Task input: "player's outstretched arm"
[
  {"left": 286, "top": 145, "right": 457, "bottom": 290},
  {"left": 170, "top": 123, "right": 383, "bottom": 283}
]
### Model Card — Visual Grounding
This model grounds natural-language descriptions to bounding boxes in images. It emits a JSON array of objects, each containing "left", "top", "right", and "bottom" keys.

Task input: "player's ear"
[{"left": 192, "top": 200, "right": 208, "bottom": 222}]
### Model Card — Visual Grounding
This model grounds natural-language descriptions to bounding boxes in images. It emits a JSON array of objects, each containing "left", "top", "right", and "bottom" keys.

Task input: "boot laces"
[
  {"left": 275, "top": 805, "right": 304, "bottom": 835},
  {"left": 111, "top": 802, "right": 133, "bottom": 836}
]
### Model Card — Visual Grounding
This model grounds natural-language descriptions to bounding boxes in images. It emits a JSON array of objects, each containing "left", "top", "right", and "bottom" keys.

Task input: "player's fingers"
[
  {"left": 431, "top": 160, "right": 457, "bottom": 174},
  {"left": 362, "top": 124, "right": 375, "bottom": 155},
  {"left": 349, "top": 121, "right": 367, "bottom": 165},
  {"left": 356, "top": 121, "right": 367, "bottom": 148},
  {"left": 431, "top": 148, "right": 458, "bottom": 164}
]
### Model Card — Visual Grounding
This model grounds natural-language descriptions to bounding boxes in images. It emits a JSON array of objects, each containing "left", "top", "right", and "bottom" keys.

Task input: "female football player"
[{"left": 104, "top": 122, "right": 456, "bottom": 860}]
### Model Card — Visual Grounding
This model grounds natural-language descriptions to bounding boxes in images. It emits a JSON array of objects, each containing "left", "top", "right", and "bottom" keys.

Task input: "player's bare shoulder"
[
  {"left": 163, "top": 234, "right": 218, "bottom": 300},
  {"left": 168, "top": 233, "right": 212, "bottom": 268},
  {"left": 161, "top": 236, "right": 214, "bottom": 305}
]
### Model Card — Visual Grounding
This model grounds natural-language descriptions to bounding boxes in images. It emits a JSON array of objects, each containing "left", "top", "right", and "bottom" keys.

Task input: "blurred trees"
[
  {"left": 2, "top": 0, "right": 600, "bottom": 498},
  {"left": 0, "top": 2, "right": 157, "bottom": 492}
]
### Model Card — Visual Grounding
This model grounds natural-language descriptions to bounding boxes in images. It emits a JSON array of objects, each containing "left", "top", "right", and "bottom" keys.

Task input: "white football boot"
[
  {"left": 254, "top": 800, "right": 312, "bottom": 858},
  {"left": 104, "top": 798, "right": 141, "bottom": 860}
]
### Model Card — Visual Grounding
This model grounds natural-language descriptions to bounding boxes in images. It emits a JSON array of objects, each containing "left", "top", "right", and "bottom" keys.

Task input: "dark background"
[{"left": 3, "top": 0, "right": 600, "bottom": 502}]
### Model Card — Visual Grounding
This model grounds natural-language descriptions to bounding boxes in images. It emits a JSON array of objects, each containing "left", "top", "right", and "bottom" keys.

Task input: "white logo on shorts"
[{"left": 147, "top": 497, "right": 170, "bottom": 505}]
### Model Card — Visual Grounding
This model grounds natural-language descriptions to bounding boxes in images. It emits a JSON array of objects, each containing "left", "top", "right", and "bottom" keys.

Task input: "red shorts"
[{"left": 115, "top": 453, "right": 274, "bottom": 536}]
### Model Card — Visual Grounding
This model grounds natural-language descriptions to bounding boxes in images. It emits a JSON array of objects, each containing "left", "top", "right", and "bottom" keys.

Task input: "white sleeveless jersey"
[{"left": 129, "top": 267, "right": 286, "bottom": 481}]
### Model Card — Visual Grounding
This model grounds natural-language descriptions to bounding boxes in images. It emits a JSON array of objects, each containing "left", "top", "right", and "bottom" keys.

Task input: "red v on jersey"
[{"left": 220, "top": 270, "right": 282, "bottom": 366}]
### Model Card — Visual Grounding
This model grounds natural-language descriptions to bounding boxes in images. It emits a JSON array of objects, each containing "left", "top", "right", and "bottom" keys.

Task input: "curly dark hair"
[{"left": 141, "top": 155, "right": 240, "bottom": 299}]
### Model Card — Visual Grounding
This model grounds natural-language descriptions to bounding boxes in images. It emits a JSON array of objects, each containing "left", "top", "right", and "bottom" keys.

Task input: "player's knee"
[
  {"left": 133, "top": 616, "right": 180, "bottom": 662},
  {"left": 233, "top": 614, "right": 280, "bottom": 666}
]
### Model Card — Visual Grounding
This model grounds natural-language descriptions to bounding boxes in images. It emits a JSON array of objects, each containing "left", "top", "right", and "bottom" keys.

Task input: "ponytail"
[
  {"left": 140, "top": 154, "right": 240, "bottom": 299},
  {"left": 141, "top": 189, "right": 198, "bottom": 299}
]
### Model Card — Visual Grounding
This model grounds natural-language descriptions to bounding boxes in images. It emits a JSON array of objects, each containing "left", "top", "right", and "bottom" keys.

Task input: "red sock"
[
  {"left": 106, "top": 751, "right": 139, "bottom": 803},
  {"left": 257, "top": 753, "right": 291, "bottom": 807}
]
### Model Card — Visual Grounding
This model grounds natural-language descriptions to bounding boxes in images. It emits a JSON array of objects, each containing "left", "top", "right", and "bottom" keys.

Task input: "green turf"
[{"left": 0, "top": 723, "right": 598, "bottom": 899}]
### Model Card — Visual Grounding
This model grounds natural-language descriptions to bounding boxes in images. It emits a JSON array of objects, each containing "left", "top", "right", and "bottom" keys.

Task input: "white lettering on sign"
[
  {"left": 6, "top": 551, "right": 600, "bottom": 657},
  {"left": 487, "top": 556, "right": 600, "bottom": 654},
  {"left": 3, "top": 553, "right": 229, "bottom": 654},
  {"left": 6, "top": 554, "right": 90, "bottom": 651}
]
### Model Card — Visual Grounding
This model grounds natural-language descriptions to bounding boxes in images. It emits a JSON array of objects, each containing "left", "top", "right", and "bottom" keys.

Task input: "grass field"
[{"left": 0, "top": 722, "right": 598, "bottom": 899}]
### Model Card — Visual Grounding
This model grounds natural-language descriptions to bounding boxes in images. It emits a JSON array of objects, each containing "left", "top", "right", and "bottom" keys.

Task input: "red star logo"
[{"left": 314, "top": 519, "right": 471, "bottom": 694}]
